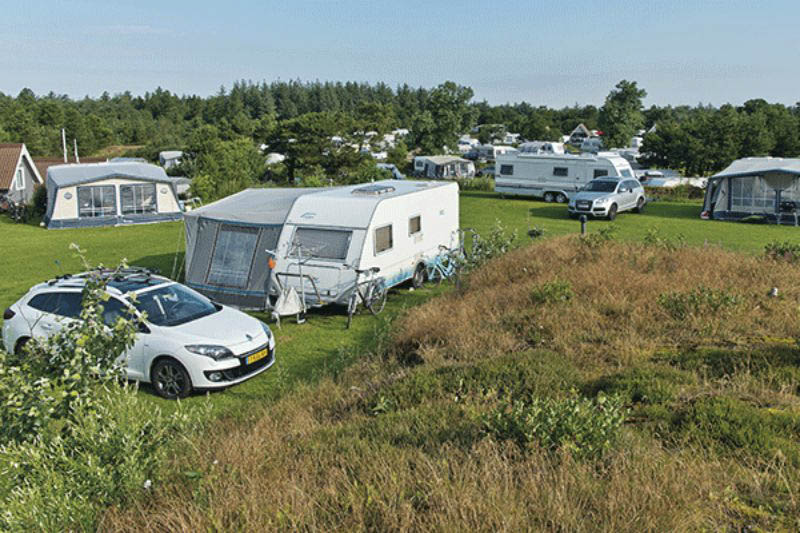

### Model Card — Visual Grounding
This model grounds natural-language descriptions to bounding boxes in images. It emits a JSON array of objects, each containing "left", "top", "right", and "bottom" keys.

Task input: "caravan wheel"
[
  {"left": 543, "top": 192, "right": 555, "bottom": 203},
  {"left": 412, "top": 263, "right": 426, "bottom": 289},
  {"left": 556, "top": 193, "right": 568, "bottom": 203}
]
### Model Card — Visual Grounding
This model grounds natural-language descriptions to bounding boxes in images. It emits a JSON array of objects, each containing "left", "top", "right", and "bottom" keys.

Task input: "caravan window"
[
  {"left": 409, "top": 215, "right": 421, "bottom": 235},
  {"left": 292, "top": 228, "right": 352, "bottom": 260},
  {"left": 374, "top": 224, "right": 393, "bottom": 254},
  {"left": 620, "top": 169, "right": 632, "bottom": 178},
  {"left": 499, "top": 164, "right": 514, "bottom": 176},
  {"left": 593, "top": 169, "right": 608, "bottom": 178},
  {"left": 120, "top": 184, "right": 157, "bottom": 215},
  {"left": 77, "top": 185, "right": 116, "bottom": 218},
  {"left": 553, "top": 167, "right": 568, "bottom": 177},
  {"left": 207, "top": 225, "right": 259, "bottom": 288}
]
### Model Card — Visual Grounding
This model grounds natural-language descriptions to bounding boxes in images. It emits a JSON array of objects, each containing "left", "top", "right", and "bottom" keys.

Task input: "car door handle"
[{"left": 41, "top": 323, "right": 53, "bottom": 330}]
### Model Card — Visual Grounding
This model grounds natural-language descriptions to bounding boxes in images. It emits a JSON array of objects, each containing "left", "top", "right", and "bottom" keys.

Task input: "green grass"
[{"left": 2, "top": 191, "right": 799, "bottom": 416}]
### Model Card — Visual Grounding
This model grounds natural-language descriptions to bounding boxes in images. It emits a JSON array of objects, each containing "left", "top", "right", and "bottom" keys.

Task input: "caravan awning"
[{"left": 711, "top": 158, "right": 800, "bottom": 181}]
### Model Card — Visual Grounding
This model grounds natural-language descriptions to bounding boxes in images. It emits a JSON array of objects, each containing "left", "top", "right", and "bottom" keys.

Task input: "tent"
[
  {"left": 44, "top": 161, "right": 183, "bottom": 229},
  {"left": 702, "top": 157, "right": 800, "bottom": 222},
  {"left": 183, "top": 188, "right": 318, "bottom": 308}
]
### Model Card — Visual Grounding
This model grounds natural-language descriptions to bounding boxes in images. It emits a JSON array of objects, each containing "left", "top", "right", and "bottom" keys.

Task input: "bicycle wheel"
[
  {"left": 366, "top": 281, "right": 387, "bottom": 315},
  {"left": 345, "top": 290, "right": 358, "bottom": 329}
]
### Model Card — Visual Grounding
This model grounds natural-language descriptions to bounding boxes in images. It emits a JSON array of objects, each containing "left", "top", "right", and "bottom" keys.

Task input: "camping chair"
[{"left": 778, "top": 201, "right": 798, "bottom": 227}]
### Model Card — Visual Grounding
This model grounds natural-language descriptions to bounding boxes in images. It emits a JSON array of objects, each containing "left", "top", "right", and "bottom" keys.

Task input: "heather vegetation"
[{"left": 102, "top": 234, "right": 800, "bottom": 531}]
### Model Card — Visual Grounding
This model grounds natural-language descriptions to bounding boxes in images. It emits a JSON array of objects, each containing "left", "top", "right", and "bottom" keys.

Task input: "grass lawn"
[{"left": 2, "top": 191, "right": 798, "bottom": 415}]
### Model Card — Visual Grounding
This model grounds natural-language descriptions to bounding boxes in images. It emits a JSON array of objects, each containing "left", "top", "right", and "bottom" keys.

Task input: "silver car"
[{"left": 568, "top": 177, "right": 646, "bottom": 220}]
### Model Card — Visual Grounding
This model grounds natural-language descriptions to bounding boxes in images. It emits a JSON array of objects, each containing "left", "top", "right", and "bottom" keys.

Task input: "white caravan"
[
  {"left": 274, "top": 180, "right": 459, "bottom": 306},
  {"left": 494, "top": 152, "right": 636, "bottom": 203},
  {"left": 183, "top": 180, "right": 460, "bottom": 310}
]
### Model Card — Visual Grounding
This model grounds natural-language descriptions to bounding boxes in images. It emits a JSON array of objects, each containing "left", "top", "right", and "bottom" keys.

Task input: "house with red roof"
[{"left": 0, "top": 143, "right": 43, "bottom": 204}]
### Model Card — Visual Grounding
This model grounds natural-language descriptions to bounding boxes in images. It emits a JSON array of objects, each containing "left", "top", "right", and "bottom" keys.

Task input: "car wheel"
[
  {"left": 607, "top": 204, "right": 618, "bottom": 221},
  {"left": 412, "top": 263, "right": 426, "bottom": 289},
  {"left": 14, "top": 337, "right": 31, "bottom": 355},
  {"left": 152, "top": 358, "right": 193, "bottom": 399},
  {"left": 634, "top": 197, "right": 645, "bottom": 213},
  {"left": 556, "top": 193, "right": 568, "bottom": 203},
  {"left": 543, "top": 192, "right": 555, "bottom": 203}
]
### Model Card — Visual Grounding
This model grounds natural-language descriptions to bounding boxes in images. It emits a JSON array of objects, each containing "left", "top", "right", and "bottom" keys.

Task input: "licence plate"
[{"left": 247, "top": 348, "right": 268, "bottom": 365}]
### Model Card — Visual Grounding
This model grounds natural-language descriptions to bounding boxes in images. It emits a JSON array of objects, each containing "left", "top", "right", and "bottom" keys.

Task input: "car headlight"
[
  {"left": 185, "top": 344, "right": 234, "bottom": 361},
  {"left": 594, "top": 197, "right": 609, "bottom": 205},
  {"left": 260, "top": 321, "right": 273, "bottom": 340}
]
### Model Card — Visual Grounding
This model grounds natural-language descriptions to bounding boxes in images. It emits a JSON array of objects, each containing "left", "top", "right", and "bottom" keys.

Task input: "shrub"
[
  {"left": 463, "top": 220, "right": 518, "bottom": 271},
  {"left": 32, "top": 185, "right": 47, "bottom": 217},
  {"left": 657, "top": 286, "right": 741, "bottom": 321},
  {"left": 484, "top": 391, "right": 627, "bottom": 460},
  {"left": 579, "top": 224, "right": 618, "bottom": 250},
  {"left": 643, "top": 227, "right": 686, "bottom": 251},
  {"left": 459, "top": 176, "right": 494, "bottom": 191},
  {"left": 530, "top": 280, "right": 573, "bottom": 305},
  {"left": 764, "top": 240, "right": 800, "bottom": 263},
  {"left": 0, "top": 250, "right": 208, "bottom": 530}
]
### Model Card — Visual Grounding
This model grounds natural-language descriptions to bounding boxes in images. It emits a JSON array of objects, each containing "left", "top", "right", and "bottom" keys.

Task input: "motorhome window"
[
  {"left": 292, "top": 228, "right": 352, "bottom": 260},
  {"left": 409, "top": 215, "right": 421, "bottom": 235},
  {"left": 77, "top": 185, "right": 116, "bottom": 218},
  {"left": 500, "top": 164, "right": 514, "bottom": 176},
  {"left": 553, "top": 167, "right": 568, "bottom": 177},
  {"left": 120, "top": 184, "right": 157, "bottom": 215},
  {"left": 207, "top": 225, "right": 259, "bottom": 288},
  {"left": 374, "top": 225, "right": 393, "bottom": 254},
  {"left": 593, "top": 169, "right": 608, "bottom": 178}
]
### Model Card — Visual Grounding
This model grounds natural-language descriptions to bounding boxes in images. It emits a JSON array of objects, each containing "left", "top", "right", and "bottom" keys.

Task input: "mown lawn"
[{"left": 1, "top": 191, "right": 798, "bottom": 415}]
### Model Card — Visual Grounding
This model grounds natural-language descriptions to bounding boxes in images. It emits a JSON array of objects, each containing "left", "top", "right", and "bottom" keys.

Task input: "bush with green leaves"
[
  {"left": 484, "top": 391, "right": 627, "bottom": 460},
  {"left": 764, "top": 240, "right": 800, "bottom": 263},
  {"left": 459, "top": 176, "right": 494, "bottom": 191},
  {"left": 463, "top": 220, "right": 518, "bottom": 271},
  {"left": 530, "top": 280, "right": 574, "bottom": 305},
  {"left": 0, "top": 248, "right": 207, "bottom": 531},
  {"left": 579, "top": 223, "right": 618, "bottom": 250},
  {"left": 657, "top": 286, "right": 741, "bottom": 321},
  {"left": 643, "top": 226, "right": 687, "bottom": 251}
]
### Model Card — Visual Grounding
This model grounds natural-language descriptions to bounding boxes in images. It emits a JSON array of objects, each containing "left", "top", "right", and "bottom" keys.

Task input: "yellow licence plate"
[{"left": 247, "top": 349, "right": 268, "bottom": 365}]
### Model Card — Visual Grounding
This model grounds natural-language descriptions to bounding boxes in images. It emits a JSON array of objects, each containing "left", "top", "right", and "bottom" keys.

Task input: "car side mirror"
[{"left": 138, "top": 321, "right": 151, "bottom": 334}]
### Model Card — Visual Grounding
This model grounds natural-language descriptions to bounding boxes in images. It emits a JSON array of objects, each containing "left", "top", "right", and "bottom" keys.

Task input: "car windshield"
[
  {"left": 585, "top": 180, "right": 619, "bottom": 192},
  {"left": 131, "top": 283, "right": 218, "bottom": 327}
]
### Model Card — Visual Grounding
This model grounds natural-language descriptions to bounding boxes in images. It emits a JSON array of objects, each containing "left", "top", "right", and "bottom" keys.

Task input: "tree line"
[{"left": 1, "top": 79, "right": 799, "bottom": 200}]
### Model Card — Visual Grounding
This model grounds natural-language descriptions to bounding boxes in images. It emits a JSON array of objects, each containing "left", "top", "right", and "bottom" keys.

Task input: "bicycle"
[
  {"left": 426, "top": 244, "right": 462, "bottom": 285},
  {"left": 346, "top": 266, "right": 387, "bottom": 329}
]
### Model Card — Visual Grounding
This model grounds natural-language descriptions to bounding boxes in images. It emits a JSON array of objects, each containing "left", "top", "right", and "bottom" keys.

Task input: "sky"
[{"left": 3, "top": 0, "right": 799, "bottom": 108}]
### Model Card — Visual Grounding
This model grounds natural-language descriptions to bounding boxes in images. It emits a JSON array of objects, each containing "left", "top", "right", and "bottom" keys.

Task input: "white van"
[{"left": 493, "top": 152, "right": 636, "bottom": 203}]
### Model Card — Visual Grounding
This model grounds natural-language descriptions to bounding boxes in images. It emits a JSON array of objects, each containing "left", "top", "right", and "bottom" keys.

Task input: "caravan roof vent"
[{"left": 352, "top": 184, "right": 396, "bottom": 196}]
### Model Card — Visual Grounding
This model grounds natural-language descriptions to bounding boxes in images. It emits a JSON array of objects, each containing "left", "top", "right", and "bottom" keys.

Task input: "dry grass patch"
[{"left": 103, "top": 236, "right": 800, "bottom": 531}]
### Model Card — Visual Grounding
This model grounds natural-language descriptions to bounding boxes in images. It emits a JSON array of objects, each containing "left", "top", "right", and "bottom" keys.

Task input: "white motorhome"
[
  {"left": 494, "top": 152, "right": 636, "bottom": 203},
  {"left": 475, "top": 144, "right": 518, "bottom": 161},
  {"left": 183, "top": 180, "right": 459, "bottom": 310}
]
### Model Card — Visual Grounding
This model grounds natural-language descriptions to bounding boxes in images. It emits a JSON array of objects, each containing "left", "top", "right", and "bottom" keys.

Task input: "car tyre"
[
  {"left": 556, "top": 193, "right": 568, "bottom": 203},
  {"left": 543, "top": 192, "right": 555, "bottom": 203},
  {"left": 14, "top": 337, "right": 31, "bottom": 355},
  {"left": 152, "top": 358, "right": 193, "bottom": 399},
  {"left": 412, "top": 263, "right": 426, "bottom": 289},
  {"left": 634, "top": 197, "right": 645, "bottom": 213},
  {"left": 607, "top": 204, "right": 618, "bottom": 221}
]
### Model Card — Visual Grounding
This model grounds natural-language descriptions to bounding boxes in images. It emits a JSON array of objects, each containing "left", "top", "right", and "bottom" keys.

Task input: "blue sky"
[{"left": 4, "top": 0, "right": 799, "bottom": 107}]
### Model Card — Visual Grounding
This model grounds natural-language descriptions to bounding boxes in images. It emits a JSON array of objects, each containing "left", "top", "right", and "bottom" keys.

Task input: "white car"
[
  {"left": 2, "top": 269, "right": 276, "bottom": 399},
  {"left": 568, "top": 177, "right": 647, "bottom": 220}
]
